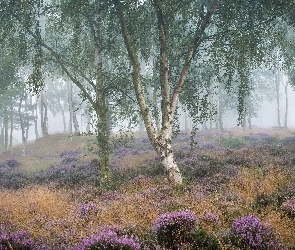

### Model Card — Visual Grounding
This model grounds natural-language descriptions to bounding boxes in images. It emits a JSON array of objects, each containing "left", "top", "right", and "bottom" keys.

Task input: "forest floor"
[{"left": 1, "top": 128, "right": 295, "bottom": 249}]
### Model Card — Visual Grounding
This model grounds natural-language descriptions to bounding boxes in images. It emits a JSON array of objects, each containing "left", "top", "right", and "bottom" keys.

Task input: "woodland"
[{"left": 1, "top": 0, "right": 295, "bottom": 249}]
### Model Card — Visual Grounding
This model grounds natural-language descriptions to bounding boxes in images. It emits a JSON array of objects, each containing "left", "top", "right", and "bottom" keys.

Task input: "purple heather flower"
[
  {"left": 231, "top": 215, "right": 281, "bottom": 249},
  {"left": 202, "top": 212, "right": 219, "bottom": 224},
  {"left": 154, "top": 210, "right": 196, "bottom": 232},
  {"left": 76, "top": 229, "right": 141, "bottom": 250},
  {"left": 0, "top": 227, "right": 36, "bottom": 250},
  {"left": 4, "top": 159, "right": 21, "bottom": 168},
  {"left": 76, "top": 202, "right": 98, "bottom": 219},
  {"left": 153, "top": 210, "right": 196, "bottom": 249}
]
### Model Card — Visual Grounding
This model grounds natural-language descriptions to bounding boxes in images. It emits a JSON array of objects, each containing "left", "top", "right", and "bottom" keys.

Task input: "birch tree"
[
  {"left": 115, "top": 0, "right": 295, "bottom": 184},
  {"left": 0, "top": 0, "right": 137, "bottom": 186}
]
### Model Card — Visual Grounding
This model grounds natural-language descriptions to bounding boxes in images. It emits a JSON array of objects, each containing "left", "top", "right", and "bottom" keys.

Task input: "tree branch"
[
  {"left": 153, "top": 0, "right": 170, "bottom": 128},
  {"left": 114, "top": 0, "right": 159, "bottom": 151},
  {"left": 171, "top": 0, "right": 220, "bottom": 118},
  {"left": 24, "top": 27, "right": 97, "bottom": 110}
]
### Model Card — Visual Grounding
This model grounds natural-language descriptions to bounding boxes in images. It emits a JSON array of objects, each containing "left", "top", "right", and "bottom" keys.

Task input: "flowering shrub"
[
  {"left": 60, "top": 149, "right": 83, "bottom": 158},
  {"left": 231, "top": 215, "right": 281, "bottom": 249},
  {"left": 153, "top": 210, "right": 196, "bottom": 249},
  {"left": 0, "top": 226, "right": 35, "bottom": 250},
  {"left": 4, "top": 159, "right": 21, "bottom": 168},
  {"left": 201, "top": 212, "right": 219, "bottom": 224},
  {"left": 60, "top": 150, "right": 82, "bottom": 164},
  {"left": 36, "top": 159, "right": 100, "bottom": 187},
  {"left": 113, "top": 147, "right": 138, "bottom": 157},
  {"left": 76, "top": 229, "right": 141, "bottom": 250},
  {"left": 198, "top": 141, "right": 219, "bottom": 150},
  {"left": 0, "top": 159, "right": 27, "bottom": 189},
  {"left": 188, "top": 227, "right": 220, "bottom": 250},
  {"left": 282, "top": 198, "right": 295, "bottom": 219},
  {"left": 0, "top": 167, "right": 29, "bottom": 189},
  {"left": 76, "top": 202, "right": 98, "bottom": 220},
  {"left": 243, "top": 133, "right": 278, "bottom": 145},
  {"left": 282, "top": 136, "right": 295, "bottom": 146}
]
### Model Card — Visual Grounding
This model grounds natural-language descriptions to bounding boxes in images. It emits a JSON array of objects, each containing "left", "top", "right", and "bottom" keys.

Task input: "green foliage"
[
  {"left": 1, "top": 0, "right": 295, "bottom": 186},
  {"left": 188, "top": 227, "right": 221, "bottom": 250},
  {"left": 219, "top": 136, "right": 248, "bottom": 149}
]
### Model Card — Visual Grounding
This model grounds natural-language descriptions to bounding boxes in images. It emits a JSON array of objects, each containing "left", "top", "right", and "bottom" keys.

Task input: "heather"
[
  {"left": 75, "top": 229, "right": 141, "bottom": 250},
  {"left": 0, "top": 129, "right": 295, "bottom": 249},
  {"left": 231, "top": 215, "right": 281, "bottom": 249}
]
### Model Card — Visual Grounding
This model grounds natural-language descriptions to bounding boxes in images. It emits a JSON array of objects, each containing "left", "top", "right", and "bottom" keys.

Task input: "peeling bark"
[{"left": 162, "top": 153, "right": 182, "bottom": 185}]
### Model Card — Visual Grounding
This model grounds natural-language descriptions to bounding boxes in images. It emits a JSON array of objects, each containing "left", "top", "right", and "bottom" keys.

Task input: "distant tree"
[
  {"left": 0, "top": 0, "right": 138, "bottom": 186},
  {"left": 0, "top": 48, "right": 20, "bottom": 151},
  {"left": 282, "top": 26, "right": 295, "bottom": 127}
]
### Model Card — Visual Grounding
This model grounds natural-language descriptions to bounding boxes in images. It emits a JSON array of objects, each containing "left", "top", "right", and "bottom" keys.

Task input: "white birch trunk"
[
  {"left": 159, "top": 123, "right": 182, "bottom": 184},
  {"left": 162, "top": 154, "right": 182, "bottom": 184}
]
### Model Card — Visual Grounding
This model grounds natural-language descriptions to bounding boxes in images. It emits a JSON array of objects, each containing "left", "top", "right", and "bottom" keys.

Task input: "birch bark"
[{"left": 116, "top": 0, "right": 219, "bottom": 184}]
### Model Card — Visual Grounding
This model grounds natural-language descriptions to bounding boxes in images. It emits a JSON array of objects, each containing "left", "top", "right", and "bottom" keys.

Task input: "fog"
[{"left": 10, "top": 77, "right": 295, "bottom": 146}]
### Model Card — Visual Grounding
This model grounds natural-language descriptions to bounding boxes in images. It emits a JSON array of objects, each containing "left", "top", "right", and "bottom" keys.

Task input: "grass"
[{"left": 0, "top": 128, "right": 295, "bottom": 249}]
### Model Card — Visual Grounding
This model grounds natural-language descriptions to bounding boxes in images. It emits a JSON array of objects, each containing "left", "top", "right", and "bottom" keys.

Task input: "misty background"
[{"left": 11, "top": 73, "right": 295, "bottom": 144}]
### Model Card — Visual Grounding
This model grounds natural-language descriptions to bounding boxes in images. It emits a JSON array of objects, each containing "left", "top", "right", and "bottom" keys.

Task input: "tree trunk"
[
  {"left": 185, "top": 112, "right": 189, "bottom": 132},
  {"left": 284, "top": 82, "right": 288, "bottom": 128},
  {"left": 209, "top": 94, "right": 213, "bottom": 130},
  {"left": 153, "top": 58, "right": 160, "bottom": 132},
  {"left": 0, "top": 116, "right": 4, "bottom": 150},
  {"left": 61, "top": 108, "right": 66, "bottom": 132},
  {"left": 93, "top": 11, "right": 112, "bottom": 186},
  {"left": 95, "top": 109, "right": 111, "bottom": 186},
  {"left": 159, "top": 128, "right": 182, "bottom": 184},
  {"left": 183, "top": 105, "right": 189, "bottom": 131},
  {"left": 40, "top": 91, "right": 49, "bottom": 136},
  {"left": 25, "top": 98, "right": 29, "bottom": 140},
  {"left": 3, "top": 106, "right": 8, "bottom": 151},
  {"left": 71, "top": 87, "right": 80, "bottom": 134},
  {"left": 34, "top": 99, "right": 39, "bottom": 139},
  {"left": 218, "top": 85, "right": 224, "bottom": 132},
  {"left": 44, "top": 95, "right": 49, "bottom": 136},
  {"left": 68, "top": 83, "right": 73, "bottom": 137},
  {"left": 115, "top": 0, "right": 219, "bottom": 185},
  {"left": 275, "top": 68, "right": 281, "bottom": 128},
  {"left": 19, "top": 99, "right": 26, "bottom": 156},
  {"left": 33, "top": 99, "right": 39, "bottom": 139},
  {"left": 9, "top": 100, "right": 13, "bottom": 147}
]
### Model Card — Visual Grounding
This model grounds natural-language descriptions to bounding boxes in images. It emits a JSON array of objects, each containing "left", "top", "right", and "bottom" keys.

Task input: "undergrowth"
[{"left": 0, "top": 129, "right": 294, "bottom": 249}]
